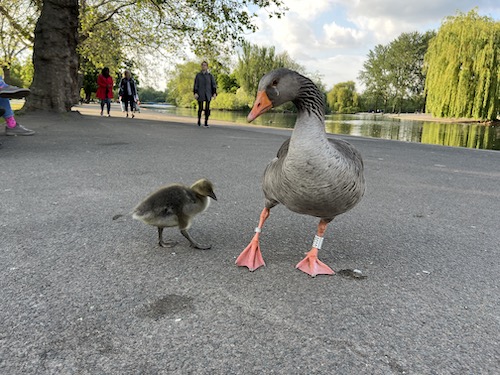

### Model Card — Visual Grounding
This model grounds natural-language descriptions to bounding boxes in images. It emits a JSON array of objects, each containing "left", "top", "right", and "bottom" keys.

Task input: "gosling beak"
[
  {"left": 247, "top": 90, "right": 273, "bottom": 122},
  {"left": 209, "top": 192, "right": 217, "bottom": 201}
]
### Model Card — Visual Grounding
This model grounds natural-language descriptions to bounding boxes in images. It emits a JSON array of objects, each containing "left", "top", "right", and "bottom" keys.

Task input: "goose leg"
[
  {"left": 296, "top": 219, "right": 334, "bottom": 277},
  {"left": 158, "top": 227, "right": 178, "bottom": 248},
  {"left": 180, "top": 229, "right": 211, "bottom": 250},
  {"left": 236, "top": 207, "right": 269, "bottom": 271}
]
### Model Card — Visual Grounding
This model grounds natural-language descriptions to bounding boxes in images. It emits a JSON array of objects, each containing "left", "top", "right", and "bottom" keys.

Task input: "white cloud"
[
  {"left": 309, "top": 55, "right": 366, "bottom": 89},
  {"left": 247, "top": 12, "right": 319, "bottom": 57},
  {"left": 280, "top": 0, "right": 336, "bottom": 20},
  {"left": 322, "top": 22, "right": 366, "bottom": 48},
  {"left": 245, "top": 0, "right": 500, "bottom": 91}
]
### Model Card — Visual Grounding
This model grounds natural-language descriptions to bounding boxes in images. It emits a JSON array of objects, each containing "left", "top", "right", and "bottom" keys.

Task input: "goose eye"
[{"left": 272, "top": 80, "right": 278, "bottom": 86}]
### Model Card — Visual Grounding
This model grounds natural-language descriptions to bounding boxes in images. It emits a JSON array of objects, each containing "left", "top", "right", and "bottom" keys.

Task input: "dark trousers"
[
  {"left": 122, "top": 95, "right": 134, "bottom": 112},
  {"left": 197, "top": 100, "right": 211, "bottom": 125}
]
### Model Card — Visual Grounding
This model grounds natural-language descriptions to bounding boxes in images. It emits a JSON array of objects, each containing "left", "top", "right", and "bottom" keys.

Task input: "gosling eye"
[{"left": 272, "top": 79, "right": 278, "bottom": 86}]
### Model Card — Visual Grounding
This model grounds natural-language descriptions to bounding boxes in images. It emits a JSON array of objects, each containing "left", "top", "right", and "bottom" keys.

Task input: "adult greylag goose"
[
  {"left": 116, "top": 179, "right": 217, "bottom": 249},
  {"left": 236, "top": 69, "right": 365, "bottom": 276}
]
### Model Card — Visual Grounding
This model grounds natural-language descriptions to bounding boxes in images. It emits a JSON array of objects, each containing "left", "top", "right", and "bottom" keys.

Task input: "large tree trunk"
[
  {"left": 25, "top": 0, "right": 79, "bottom": 112},
  {"left": 1, "top": 65, "right": 11, "bottom": 84}
]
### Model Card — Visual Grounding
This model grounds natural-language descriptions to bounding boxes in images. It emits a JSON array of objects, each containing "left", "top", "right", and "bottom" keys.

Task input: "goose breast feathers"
[{"left": 255, "top": 69, "right": 365, "bottom": 220}]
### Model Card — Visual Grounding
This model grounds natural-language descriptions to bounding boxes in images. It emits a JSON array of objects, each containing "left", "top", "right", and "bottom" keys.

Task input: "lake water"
[{"left": 142, "top": 104, "right": 500, "bottom": 151}]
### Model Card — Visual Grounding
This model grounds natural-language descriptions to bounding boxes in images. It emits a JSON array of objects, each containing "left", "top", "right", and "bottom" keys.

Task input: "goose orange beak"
[{"left": 247, "top": 90, "right": 273, "bottom": 122}]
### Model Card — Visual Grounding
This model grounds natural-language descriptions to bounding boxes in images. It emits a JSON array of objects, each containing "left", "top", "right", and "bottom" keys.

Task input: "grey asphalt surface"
[{"left": 1, "top": 104, "right": 499, "bottom": 374}]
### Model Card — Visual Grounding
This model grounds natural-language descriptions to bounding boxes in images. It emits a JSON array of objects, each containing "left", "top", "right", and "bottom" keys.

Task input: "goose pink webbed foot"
[
  {"left": 296, "top": 247, "right": 334, "bottom": 277},
  {"left": 296, "top": 219, "right": 335, "bottom": 277},
  {"left": 236, "top": 207, "right": 270, "bottom": 271},
  {"left": 235, "top": 232, "right": 266, "bottom": 271}
]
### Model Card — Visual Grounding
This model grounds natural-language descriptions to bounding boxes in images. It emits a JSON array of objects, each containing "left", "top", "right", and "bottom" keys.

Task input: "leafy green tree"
[
  {"left": 167, "top": 61, "right": 200, "bottom": 108},
  {"left": 23, "top": 0, "right": 286, "bottom": 112},
  {"left": 425, "top": 9, "right": 500, "bottom": 120},
  {"left": 359, "top": 31, "right": 434, "bottom": 113},
  {"left": 218, "top": 73, "right": 239, "bottom": 94},
  {"left": 78, "top": 14, "right": 124, "bottom": 74},
  {"left": 0, "top": 0, "right": 37, "bottom": 83},
  {"left": 386, "top": 31, "right": 435, "bottom": 113},
  {"left": 81, "top": 64, "right": 99, "bottom": 102},
  {"left": 211, "top": 90, "right": 250, "bottom": 110},
  {"left": 359, "top": 44, "right": 391, "bottom": 112},
  {"left": 10, "top": 57, "right": 34, "bottom": 87},
  {"left": 234, "top": 41, "right": 303, "bottom": 96},
  {"left": 327, "top": 81, "right": 359, "bottom": 113}
]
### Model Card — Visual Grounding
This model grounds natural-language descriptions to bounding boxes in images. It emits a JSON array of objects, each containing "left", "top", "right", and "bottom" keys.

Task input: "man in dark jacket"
[{"left": 193, "top": 61, "right": 217, "bottom": 127}]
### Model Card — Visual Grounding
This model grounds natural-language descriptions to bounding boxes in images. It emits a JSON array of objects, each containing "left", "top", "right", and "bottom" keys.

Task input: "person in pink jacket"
[{"left": 96, "top": 67, "right": 114, "bottom": 117}]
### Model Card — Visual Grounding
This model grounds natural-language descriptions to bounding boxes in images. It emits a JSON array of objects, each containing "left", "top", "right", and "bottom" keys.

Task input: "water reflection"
[{"left": 143, "top": 104, "right": 499, "bottom": 151}]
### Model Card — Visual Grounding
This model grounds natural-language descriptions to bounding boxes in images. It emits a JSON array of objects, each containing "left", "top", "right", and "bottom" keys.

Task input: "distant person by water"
[
  {"left": 96, "top": 67, "right": 114, "bottom": 117},
  {"left": 119, "top": 70, "right": 139, "bottom": 118},
  {"left": 193, "top": 61, "right": 217, "bottom": 127}
]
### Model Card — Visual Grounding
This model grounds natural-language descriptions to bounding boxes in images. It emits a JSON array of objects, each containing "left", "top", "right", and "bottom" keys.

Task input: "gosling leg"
[{"left": 158, "top": 227, "right": 178, "bottom": 248}]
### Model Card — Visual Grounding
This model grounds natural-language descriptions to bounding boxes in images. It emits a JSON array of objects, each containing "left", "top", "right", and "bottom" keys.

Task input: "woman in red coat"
[{"left": 96, "top": 67, "right": 114, "bottom": 117}]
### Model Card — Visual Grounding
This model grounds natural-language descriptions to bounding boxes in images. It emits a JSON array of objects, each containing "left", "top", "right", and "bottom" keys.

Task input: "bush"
[{"left": 211, "top": 92, "right": 248, "bottom": 110}]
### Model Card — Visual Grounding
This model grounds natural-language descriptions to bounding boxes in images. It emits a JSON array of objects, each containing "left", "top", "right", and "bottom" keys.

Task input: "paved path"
[{"left": 1, "top": 104, "right": 499, "bottom": 374}]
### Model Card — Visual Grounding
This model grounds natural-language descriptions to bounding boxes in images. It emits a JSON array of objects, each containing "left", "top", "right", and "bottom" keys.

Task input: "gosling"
[{"left": 116, "top": 179, "right": 217, "bottom": 249}]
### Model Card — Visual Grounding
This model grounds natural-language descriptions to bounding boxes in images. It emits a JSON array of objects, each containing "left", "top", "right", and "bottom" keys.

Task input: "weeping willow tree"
[{"left": 424, "top": 10, "right": 500, "bottom": 121}]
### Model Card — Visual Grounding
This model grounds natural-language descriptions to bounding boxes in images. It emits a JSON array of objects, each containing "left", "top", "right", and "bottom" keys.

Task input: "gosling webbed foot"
[
  {"left": 159, "top": 239, "right": 178, "bottom": 248},
  {"left": 191, "top": 242, "right": 212, "bottom": 250}
]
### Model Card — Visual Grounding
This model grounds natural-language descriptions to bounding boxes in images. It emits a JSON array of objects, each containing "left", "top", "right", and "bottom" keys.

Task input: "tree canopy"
[
  {"left": 19, "top": 0, "right": 286, "bottom": 112},
  {"left": 233, "top": 40, "right": 304, "bottom": 96},
  {"left": 424, "top": 9, "right": 500, "bottom": 120},
  {"left": 327, "top": 81, "right": 359, "bottom": 114},
  {"left": 0, "top": 0, "right": 37, "bottom": 82},
  {"left": 359, "top": 31, "right": 434, "bottom": 113}
]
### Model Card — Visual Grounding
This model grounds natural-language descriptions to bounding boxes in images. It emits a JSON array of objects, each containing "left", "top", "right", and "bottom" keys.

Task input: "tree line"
[{"left": 0, "top": 3, "right": 498, "bottom": 121}]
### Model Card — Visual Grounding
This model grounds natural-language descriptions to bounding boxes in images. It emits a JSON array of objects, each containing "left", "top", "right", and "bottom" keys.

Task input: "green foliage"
[
  {"left": 358, "top": 44, "right": 390, "bottom": 112},
  {"left": 78, "top": 0, "right": 286, "bottom": 65},
  {"left": 166, "top": 45, "right": 307, "bottom": 111},
  {"left": 0, "top": 0, "right": 37, "bottom": 83},
  {"left": 139, "top": 87, "right": 168, "bottom": 102},
  {"left": 359, "top": 31, "right": 434, "bottom": 113},
  {"left": 2, "top": 0, "right": 287, "bottom": 112},
  {"left": 217, "top": 73, "right": 239, "bottom": 94},
  {"left": 234, "top": 41, "right": 304, "bottom": 96},
  {"left": 81, "top": 65, "right": 99, "bottom": 101},
  {"left": 167, "top": 61, "right": 200, "bottom": 107},
  {"left": 327, "top": 81, "right": 359, "bottom": 113},
  {"left": 211, "top": 89, "right": 252, "bottom": 110},
  {"left": 425, "top": 9, "right": 500, "bottom": 120},
  {"left": 386, "top": 31, "right": 435, "bottom": 113},
  {"left": 78, "top": 13, "right": 124, "bottom": 75},
  {"left": 1, "top": 57, "right": 33, "bottom": 87}
]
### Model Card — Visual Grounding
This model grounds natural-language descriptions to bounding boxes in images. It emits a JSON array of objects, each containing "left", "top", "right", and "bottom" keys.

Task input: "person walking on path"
[
  {"left": 0, "top": 76, "right": 35, "bottom": 136},
  {"left": 193, "top": 61, "right": 217, "bottom": 127},
  {"left": 118, "top": 70, "right": 139, "bottom": 118},
  {"left": 96, "top": 67, "right": 114, "bottom": 117}
]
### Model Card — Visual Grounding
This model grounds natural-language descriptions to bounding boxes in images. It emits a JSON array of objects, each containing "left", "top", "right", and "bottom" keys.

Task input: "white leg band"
[
  {"left": 254, "top": 227, "right": 262, "bottom": 233},
  {"left": 312, "top": 235, "right": 324, "bottom": 249}
]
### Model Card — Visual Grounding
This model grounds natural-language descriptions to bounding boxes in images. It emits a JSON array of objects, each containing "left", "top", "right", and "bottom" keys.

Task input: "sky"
[{"left": 244, "top": 0, "right": 500, "bottom": 90}]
